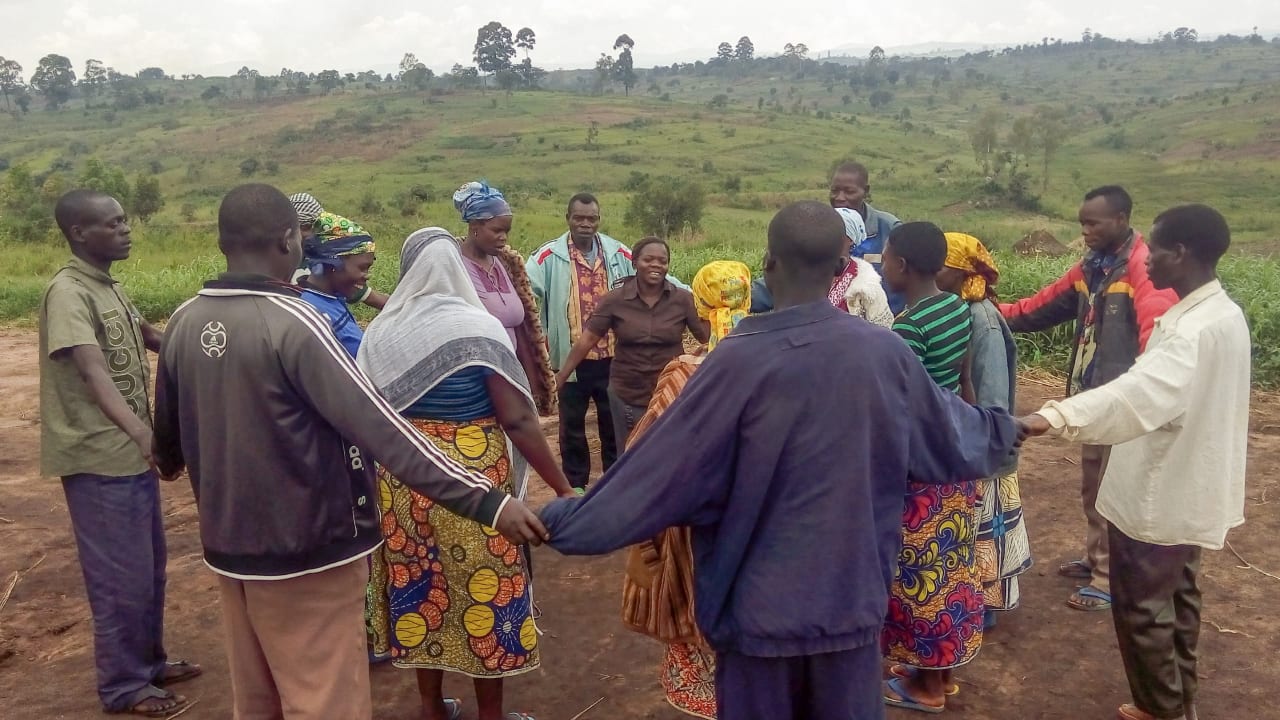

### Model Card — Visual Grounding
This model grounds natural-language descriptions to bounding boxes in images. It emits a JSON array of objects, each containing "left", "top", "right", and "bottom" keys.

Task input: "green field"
[{"left": 3, "top": 39, "right": 1279, "bottom": 381}]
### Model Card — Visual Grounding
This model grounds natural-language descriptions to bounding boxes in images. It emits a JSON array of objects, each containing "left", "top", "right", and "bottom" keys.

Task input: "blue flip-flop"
[
  {"left": 1068, "top": 585, "right": 1112, "bottom": 611},
  {"left": 883, "top": 677, "right": 945, "bottom": 714},
  {"left": 888, "top": 665, "right": 959, "bottom": 696}
]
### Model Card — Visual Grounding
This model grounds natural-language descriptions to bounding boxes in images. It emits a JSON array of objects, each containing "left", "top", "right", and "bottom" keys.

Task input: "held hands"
[
  {"left": 554, "top": 370, "right": 571, "bottom": 393},
  {"left": 131, "top": 428, "right": 163, "bottom": 479},
  {"left": 494, "top": 498, "right": 551, "bottom": 546},
  {"left": 1015, "top": 414, "right": 1053, "bottom": 442}
]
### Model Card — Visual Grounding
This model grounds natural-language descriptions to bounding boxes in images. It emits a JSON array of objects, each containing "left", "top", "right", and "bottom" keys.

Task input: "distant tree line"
[{"left": 1, "top": 23, "right": 1278, "bottom": 115}]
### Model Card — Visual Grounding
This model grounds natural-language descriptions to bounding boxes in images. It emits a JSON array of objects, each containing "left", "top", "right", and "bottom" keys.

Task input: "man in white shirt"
[{"left": 1021, "top": 204, "right": 1248, "bottom": 720}]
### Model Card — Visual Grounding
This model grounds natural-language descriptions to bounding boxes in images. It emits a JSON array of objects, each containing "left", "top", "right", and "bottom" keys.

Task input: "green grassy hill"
[{"left": 2, "top": 38, "right": 1279, "bottom": 379}]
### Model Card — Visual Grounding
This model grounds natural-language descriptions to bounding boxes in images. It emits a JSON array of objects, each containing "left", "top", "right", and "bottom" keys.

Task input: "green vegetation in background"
[{"left": 2, "top": 36, "right": 1278, "bottom": 382}]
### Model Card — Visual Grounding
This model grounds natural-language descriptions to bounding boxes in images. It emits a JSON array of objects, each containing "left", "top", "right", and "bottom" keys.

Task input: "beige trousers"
[
  {"left": 1081, "top": 444, "right": 1112, "bottom": 594},
  {"left": 217, "top": 559, "right": 373, "bottom": 720}
]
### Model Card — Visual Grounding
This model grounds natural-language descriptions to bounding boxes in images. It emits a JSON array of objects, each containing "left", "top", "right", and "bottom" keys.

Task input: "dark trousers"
[
  {"left": 62, "top": 471, "right": 169, "bottom": 712},
  {"left": 1108, "top": 522, "right": 1203, "bottom": 719},
  {"left": 606, "top": 387, "right": 648, "bottom": 452},
  {"left": 715, "top": 644, "right": 884, "bottom": 720},
  {"left": 558, "top": 357, "right": 617, "bottom": 489}
]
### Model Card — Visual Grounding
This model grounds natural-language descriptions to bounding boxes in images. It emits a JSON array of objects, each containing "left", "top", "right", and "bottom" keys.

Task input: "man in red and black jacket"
[{"left": 1000, "top": 185, "right": 1177, "bottom": 613}]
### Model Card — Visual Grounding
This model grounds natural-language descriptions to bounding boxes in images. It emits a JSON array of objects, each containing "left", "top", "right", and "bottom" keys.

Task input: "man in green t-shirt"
[{"left": 38, "top": 190, "right": 200, "bottom": 717}]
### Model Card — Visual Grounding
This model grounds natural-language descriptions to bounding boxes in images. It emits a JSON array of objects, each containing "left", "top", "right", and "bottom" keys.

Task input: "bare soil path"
[{"left": 1, "top": 327, "right": 1275, "bottom": 719}]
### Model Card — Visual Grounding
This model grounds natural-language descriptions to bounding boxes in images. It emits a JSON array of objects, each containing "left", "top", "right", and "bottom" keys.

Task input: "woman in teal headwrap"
[{"left": 299, "top": 212, "right": 377, "bottom": 357}]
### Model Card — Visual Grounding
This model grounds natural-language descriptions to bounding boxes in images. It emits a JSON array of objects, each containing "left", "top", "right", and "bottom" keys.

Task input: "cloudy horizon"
[{"left": 4, "top": 0, "right": 1279, "bottom": 78}]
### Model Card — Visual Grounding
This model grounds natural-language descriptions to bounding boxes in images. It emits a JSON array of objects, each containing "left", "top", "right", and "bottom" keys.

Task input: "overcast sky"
[{"left": 5, "top": 0, "right": 1279, "bottom": 77}]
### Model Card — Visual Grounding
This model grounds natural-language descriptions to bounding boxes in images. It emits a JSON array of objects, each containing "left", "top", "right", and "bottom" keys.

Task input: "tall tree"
[
  {"left": 137, "top": 67, "right": 167, "bottom": 80},
  {"left": 399, "top": 53, "right": 421, "bottom": 79},
  {"left": 81, "top": 59, "right": 107, "bottom": 100},
  {"left": 593, "top": 54, "right": 615, "bottom": 95},
  {"left": 316, "top": 70, "right": 343, "bottom": 94},
  {"left": 613, "top": 34, "right": 637, "bottom": 96},
  {"left": 474, "top": 21, "right": 517, "bottom": 90},
  {"left": 516, "top": 27, "right": 537, "bottom": 60},
  {"left": 30, "top": 54, "right": 76, "bottom": 109},
  {"left": 969, "top": 108, "right": 1002, "bottom": 175},
  {"left": 0, "top": 57, "right": 26, "bottom": 111},
  {"left": 735, "top": 36, "right": 754, "bottom": 61},
  {"left": 716, "top": 42, "right": 734, "bottom": 62},
  {"left": 1032, "top": 106, "right": 1069, "bottom": 193},
  {"left": 869, "top": 46, "right": 886, "bottom": 66}
]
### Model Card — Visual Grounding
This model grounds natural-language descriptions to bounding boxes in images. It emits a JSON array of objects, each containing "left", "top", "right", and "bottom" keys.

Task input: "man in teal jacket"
[{"left": 526, "top": 193, "right": 687, "bottom": 492}]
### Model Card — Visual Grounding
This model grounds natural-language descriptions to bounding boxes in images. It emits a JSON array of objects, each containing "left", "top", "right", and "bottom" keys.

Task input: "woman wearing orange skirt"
[{"left": 358, "top": 228, "right": 573, "bottom": 720}]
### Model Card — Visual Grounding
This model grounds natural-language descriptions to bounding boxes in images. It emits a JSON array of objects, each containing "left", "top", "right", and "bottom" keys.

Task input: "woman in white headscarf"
[
  {"left": 358, "top": 229, "right": 573, "bottom": 720},
  {"left": 833, "top": 207, "right": 894, "bottom": 328}
]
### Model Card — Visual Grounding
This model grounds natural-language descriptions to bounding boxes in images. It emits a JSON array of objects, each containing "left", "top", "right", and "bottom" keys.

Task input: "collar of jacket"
[
  {"left": 202, "top": 273, "right": 303, "bottom": 296},
  {"left": 544, "top": 232, "right": 628, "bottom": 262}
]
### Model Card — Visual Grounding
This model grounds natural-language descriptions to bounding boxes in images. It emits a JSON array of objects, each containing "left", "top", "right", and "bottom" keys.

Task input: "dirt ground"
[{"left": 1, "top": 326, "right": 1277, "bottom": 720}]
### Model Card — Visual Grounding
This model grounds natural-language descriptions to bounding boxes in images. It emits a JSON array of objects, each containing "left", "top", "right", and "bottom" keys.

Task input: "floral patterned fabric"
[
  {"left": 882, "top": 480, "right": 984, "bottom": 670},
  {"left": 568, "top": 239, "right": 614, "bottom": 361},
  {"left": 369, "top": 417, "right": 539, "bottom": 677},
  {"left": 660, "top": 642, "right": 717, "bottom": 719}
]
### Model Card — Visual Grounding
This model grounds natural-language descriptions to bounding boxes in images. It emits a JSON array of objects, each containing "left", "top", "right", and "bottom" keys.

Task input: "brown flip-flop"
[
  {"left": 1058, "top": 559, "right": 1093, "bottom": 579},
  {"left": 1117, "top": 703, "right": 1177, "bottom": 720},
  {"left": 110, "top": 686, "right": 191, "bottom": 718},
  {"left": 156, "top": 660, "right": 203, "bottom": 687}
]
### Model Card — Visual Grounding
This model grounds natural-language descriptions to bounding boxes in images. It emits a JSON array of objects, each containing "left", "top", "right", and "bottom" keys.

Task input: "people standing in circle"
[
  {"left": 454, "top": 182, "right": 557, "bottom": 416},
  {"left": 358, "top": 229, "right": 574, "bottom": 720},
  {"left": 298, "top": 212, "right": 376, "bottom": 358},
  {"left": 938, "top": 232, "right": 1033, "bottom": 631},
  {"left": 527, "top": 193, "right": 687, "bottom": 493},
  {"left": 554, "top": 237, "right": 709, "bottom": 450},
  {"left": 829, "top": 161, "right": 905, "bottom": 313}
]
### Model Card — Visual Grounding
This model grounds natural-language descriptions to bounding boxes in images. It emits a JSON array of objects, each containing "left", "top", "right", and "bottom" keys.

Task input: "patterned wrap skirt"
[
  {"left": 369, "top": 416, "right": 539, "bottom": 677},
  {"left": 975, "top": 471, "right": 1033, "bottom": 611},
  {"left": 661, "top": 642, "right": 717, "bottom": 719},
  {"left": 882, "top": 480, "right": 984, "bottom": 670}
]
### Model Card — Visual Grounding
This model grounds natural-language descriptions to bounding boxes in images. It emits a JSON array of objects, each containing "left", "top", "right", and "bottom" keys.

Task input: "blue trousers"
[
  {"left": 715, "top": 644, "right": 885, "bottom": 720},
  {"left": 62, "top": 471, "right": 169, "bottom": 712}
]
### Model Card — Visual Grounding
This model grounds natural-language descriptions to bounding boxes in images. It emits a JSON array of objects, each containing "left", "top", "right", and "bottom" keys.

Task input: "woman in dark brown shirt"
[{"left": 555, "top": 237, "right": 709, "bottom": 449}]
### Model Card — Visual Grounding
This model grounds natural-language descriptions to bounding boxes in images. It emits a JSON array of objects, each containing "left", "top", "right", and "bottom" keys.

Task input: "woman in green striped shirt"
[{"left": 878, "top": 222, "right": 984, "bottom": 714}]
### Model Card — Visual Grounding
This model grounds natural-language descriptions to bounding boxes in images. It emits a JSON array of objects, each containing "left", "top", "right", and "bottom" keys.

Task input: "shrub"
[
  {"left": 358, "top": 191, "right": 384, "bottom": 216},
  {"left": 180, "top": 202, "right": 198, "bottom": 222},
  {"left": 159, "top": 117, "right": 181, "bottom": 131},
  {"left": 624, "top": 177, "right": 706, "bottom": 237},
  {"left": 239, "top": 158, "right": 260, "bottom": 177},
  {"left": 722, "top": 175, "right": 742, "bottom": 192},
  {"left": 148, "top": 159, "right": 164, "bottom": 175},
  {"left": 264, "top": 160, "right": 280, "bottom": 175}
]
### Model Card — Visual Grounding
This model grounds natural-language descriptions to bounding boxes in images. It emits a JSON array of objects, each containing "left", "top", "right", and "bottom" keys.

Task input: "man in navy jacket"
[{"left": 540, "top": 201, "right": 1024, "bottom": 720}]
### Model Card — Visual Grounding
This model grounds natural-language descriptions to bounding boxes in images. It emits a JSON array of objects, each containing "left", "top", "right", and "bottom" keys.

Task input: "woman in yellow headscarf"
[
  {"left": 937, "top": 233, "right": 1032, "bottom": 628},
  {"left": 618, "top": 260, "right": 751, "bottom": 720}
]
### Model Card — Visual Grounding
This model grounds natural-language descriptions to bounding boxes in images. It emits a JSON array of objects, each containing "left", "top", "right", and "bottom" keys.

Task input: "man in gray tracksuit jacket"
[{"left": 153, "top": 183, "right": 547, "bottom": 720}]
